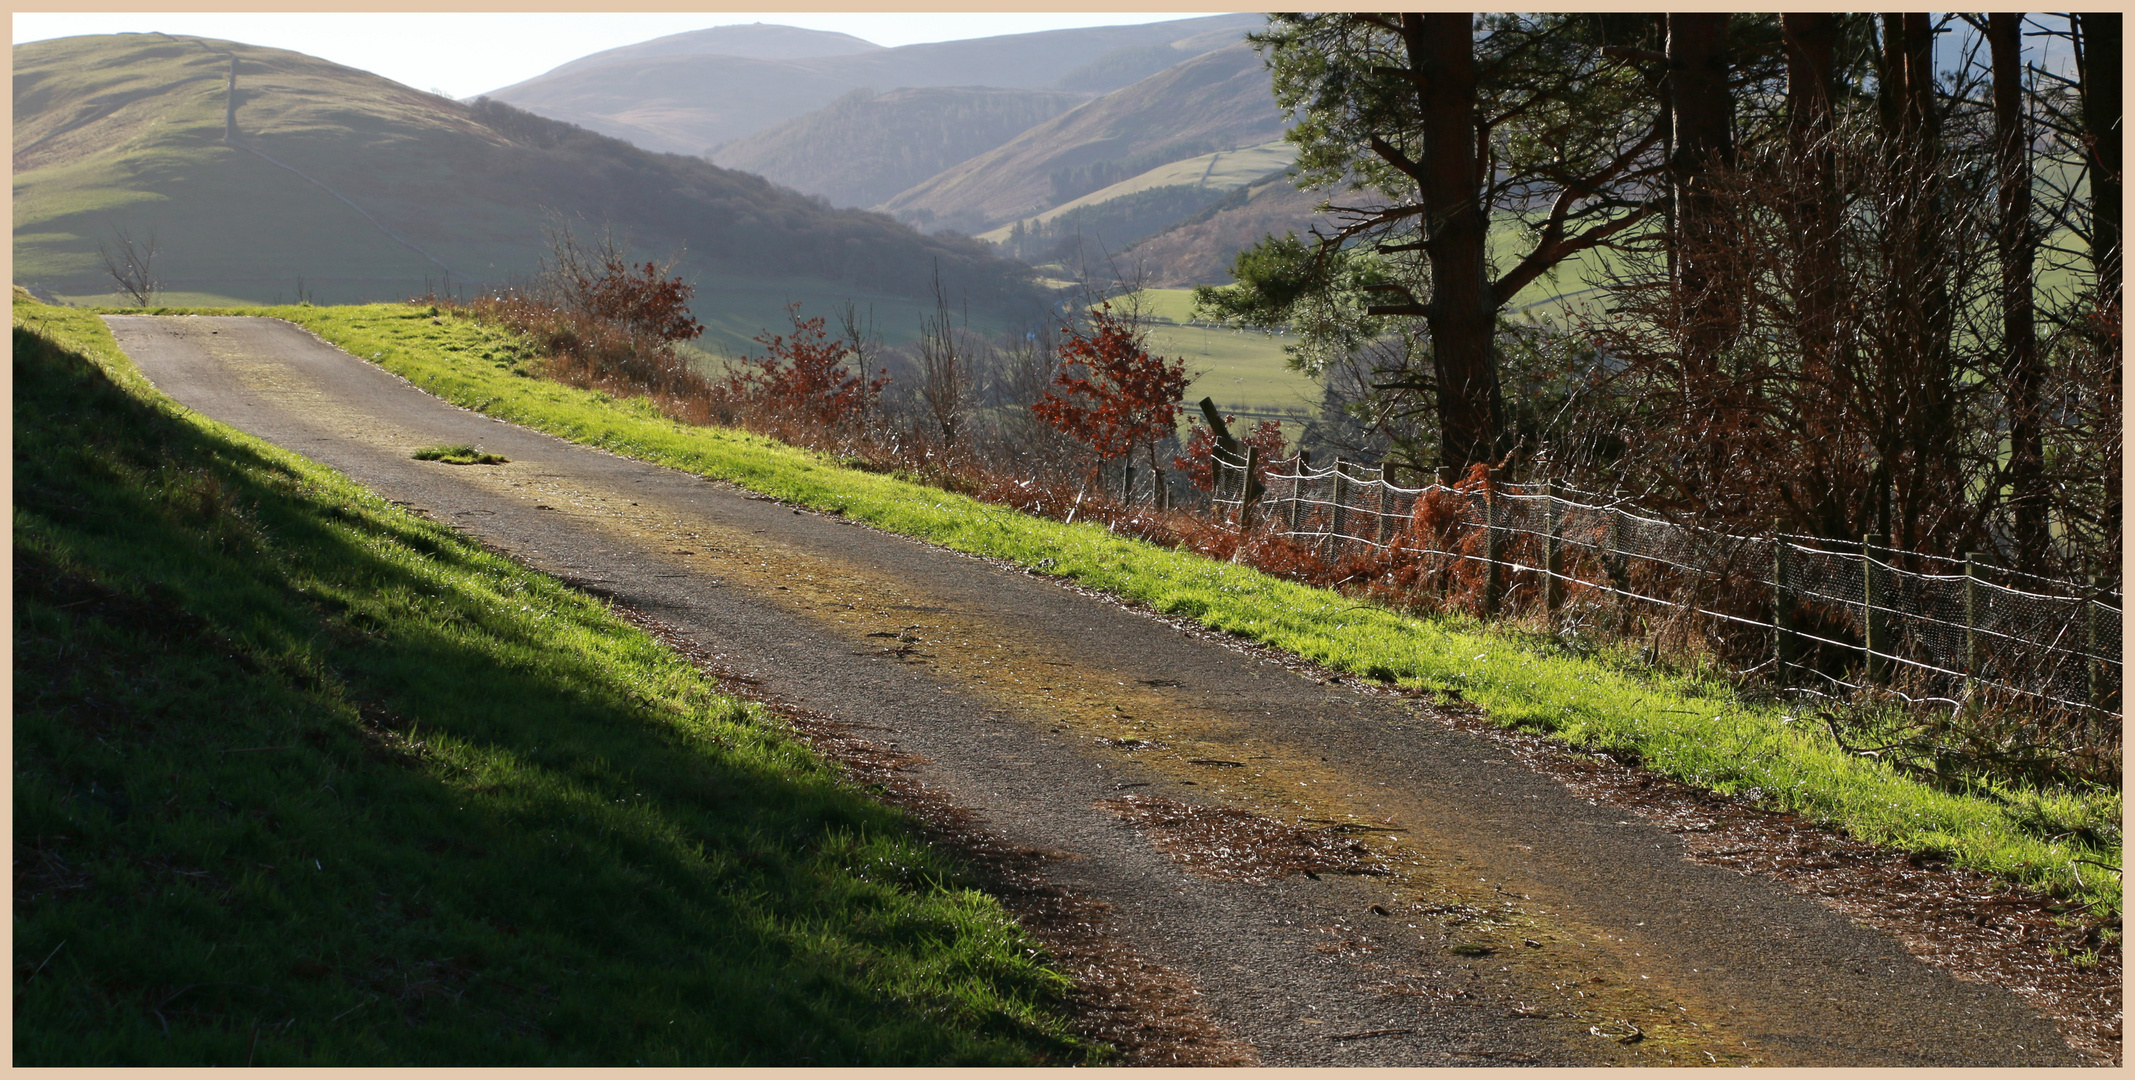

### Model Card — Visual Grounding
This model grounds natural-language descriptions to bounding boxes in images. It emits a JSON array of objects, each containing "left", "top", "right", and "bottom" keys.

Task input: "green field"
[
  {"left": 1128, "top": 288, "right": 1318, "bottom": 420},
  {"left": 977, "top": 141, "right": 1295, "bottom": 244},
  {"left": 12, "top": 295, "right": 1101, "bottom": 1065}
]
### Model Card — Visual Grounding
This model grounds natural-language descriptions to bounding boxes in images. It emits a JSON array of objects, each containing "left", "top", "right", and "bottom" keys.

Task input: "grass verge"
[
  {"left": 12, "top": 297, "right": 1103, "bottom": 1065},
  {"left": 154, "top": 302, "right": 2128, "bottom": 920}
]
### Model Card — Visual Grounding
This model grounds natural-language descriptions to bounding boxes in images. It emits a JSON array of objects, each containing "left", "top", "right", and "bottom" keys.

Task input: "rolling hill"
[
  {"left": 1121, "top": 172, "right": 1345, "bottom": 288},
  {"left": 12, "top": 33, "right": 1046, "bottom": 349},
  {"left": 542, "top": 22, "right": 883, "bottom": 72},
  {"left": 484, "top": 14, "right": 1264, "bottom": 158},
  {"left": 875, "top": 45, "right": 1287, "bottom": 237},
  {"left": 707, "top": 86, "right": 1084, "bottom": 210}
]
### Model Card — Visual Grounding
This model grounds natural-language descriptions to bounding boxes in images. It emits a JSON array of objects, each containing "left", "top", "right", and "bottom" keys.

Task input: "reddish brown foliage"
[
  {"left": 1033, "top": 305, "right": 1191, "bottom": 468},
  {"left": 569, "top": 257, "right": 705, "bottom": 343},
  {"left": 1173, "top": 418, "right": 1286, "bottom": 492},
  {"left": 730, "top": 304, "right": 887, "bottom": 429}
]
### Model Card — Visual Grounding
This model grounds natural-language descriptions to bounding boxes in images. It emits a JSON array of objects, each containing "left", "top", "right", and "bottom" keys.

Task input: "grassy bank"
[
  {"left": 12, "top": 297, "right": 1102, "bottom": 1065},
  {"left": 226, "top": 300, "right": 2122, "bottom": 923}
]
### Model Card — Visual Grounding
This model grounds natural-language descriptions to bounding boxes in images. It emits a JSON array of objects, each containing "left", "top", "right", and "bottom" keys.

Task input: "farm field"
[
  {"left": 1129, "top": 288, "right": 1316, "bottom": 421},
  {"left": 976, "top": 141, "right": 1295, "bottom": 244}
]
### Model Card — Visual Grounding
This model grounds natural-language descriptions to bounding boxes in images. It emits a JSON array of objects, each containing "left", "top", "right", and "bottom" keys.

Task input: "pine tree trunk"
[
  {"left": 2077, "top": 13, "right": 2122, "bottom": 310},
  {"left": 1666, "top": 14, "right": 1737, "bottom": 366},
  {"left": 1403, "top": 13, "right": 1503, "bottom": 471}
]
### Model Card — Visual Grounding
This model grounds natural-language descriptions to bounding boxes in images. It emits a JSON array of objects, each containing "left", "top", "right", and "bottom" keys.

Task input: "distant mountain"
[
  {"left": 13, "top": 34, "right": 1043, "bottom": 348},
  {"left": 545, "top": 23, "right": 881, "bottom": 74},
  {"left": 484, "top": 14, "right": 1263, "bottom": 156},
  {"left": 707, "top": 86, "right": 1083, "bottom": 210},
  {"left": 1119, "top": 172, "right": 1342, "bottom": 287},
  {"left": 876, "top": 45, "right": 1287, "bottom": 236}
]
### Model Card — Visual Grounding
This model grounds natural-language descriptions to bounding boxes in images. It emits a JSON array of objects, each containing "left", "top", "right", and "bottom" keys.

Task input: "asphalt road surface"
[{"left": 105, "top": 314, "right": 2089, "bottom": 1066}]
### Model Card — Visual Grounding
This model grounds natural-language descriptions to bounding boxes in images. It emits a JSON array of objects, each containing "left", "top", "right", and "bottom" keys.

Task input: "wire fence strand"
[{"left": 1209, "top": 453, "right": 2122, "bottom": 723}]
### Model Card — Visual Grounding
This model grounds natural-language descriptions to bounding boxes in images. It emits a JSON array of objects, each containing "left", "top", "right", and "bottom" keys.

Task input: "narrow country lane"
[{"left": 103, "top": 314, "right": 2093, "bottom": 1066}]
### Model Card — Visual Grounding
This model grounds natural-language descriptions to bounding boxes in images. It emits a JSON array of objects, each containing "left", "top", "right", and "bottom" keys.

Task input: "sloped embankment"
[{"left": 11, "top": 299, "right": 1101, "bottom": 1066}]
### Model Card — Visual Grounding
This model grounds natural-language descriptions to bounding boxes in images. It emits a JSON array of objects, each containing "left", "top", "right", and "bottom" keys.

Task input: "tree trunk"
[
  {"left": 1878, "top": 14, "right": 1939, "bottom": 145},
  {"left": 1990, "top": 14, "right": 2047, "bottom": 569},
  {"left": 2077, "top": 13, "right": 2122, "bottom": 310},
  {"left": 1873, "top": 13, "right": 1954, "bottom": 554},
  {"left": 1667, "top": 14, "right": 1736, "bottom": 364},
  {"left": 1403, "top": 13, "right": 1503, "bottom": 472},
  {"left": 1781, "top": 14, "right": 1842, "bottom": 528}
]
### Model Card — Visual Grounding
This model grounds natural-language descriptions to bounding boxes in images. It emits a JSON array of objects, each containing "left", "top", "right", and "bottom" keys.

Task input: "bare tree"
[
  {"left": 98, "top": 225, "right": 160, "bottom": 307},
  {"left": 915, "top": 272, "right": 974, "bottom": 445},
  {"left": 834, "top": 300, "right": 886, "bottom": 432}
]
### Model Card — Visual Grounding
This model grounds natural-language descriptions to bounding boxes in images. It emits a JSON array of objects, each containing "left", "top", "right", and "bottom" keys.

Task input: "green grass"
[
  {"left": 411, "top": 444, "right": 510, "bottom": 465},
  {"left": 12, "top": 296, "right": 1102, "bottom": 1065},
  {"left": 243, "top": 300, "right": 2121, "bottom": 921}
]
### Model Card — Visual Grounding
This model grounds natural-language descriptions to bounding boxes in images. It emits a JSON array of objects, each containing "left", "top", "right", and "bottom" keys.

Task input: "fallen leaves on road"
[{"left": 1093, "top": 794, "right": 1390, "bottom": 884}]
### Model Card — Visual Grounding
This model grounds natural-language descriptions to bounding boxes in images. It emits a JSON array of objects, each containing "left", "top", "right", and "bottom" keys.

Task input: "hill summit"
[{"left": 13, "top": 33, "right": 1044, "bottom": 347}]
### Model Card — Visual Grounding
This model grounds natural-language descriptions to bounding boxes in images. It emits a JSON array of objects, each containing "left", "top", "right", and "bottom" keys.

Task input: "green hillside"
[
  {"left": 12, "top": 296, "right": 1099, "bottom": 1065},
  {"left": 1120, "top": 172, "right": 1339, "bottom": 288},
  {"left": 708, "top": 87, "right": 1085, "bottom": 210},
  {"left": 13, "top": 34, "right": 1045, "bottom": 351},
  {"left": 978, "top": 141, "right": 1294, "bottom": 244},
  {"left": 877, "top": 45, "right": 1286, "bottom": 236}
]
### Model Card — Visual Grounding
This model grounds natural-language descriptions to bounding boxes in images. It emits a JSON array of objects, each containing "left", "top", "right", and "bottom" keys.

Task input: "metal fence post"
[
  {"left": 1544, "top": 480, "right": 1564, "bottom": 612},
  {"left": 1376, "top": 461, "right": 1395, "bottom": 545},
  {"left": 1482, "top": 467, "right": 1503, "bottom": 618},
  {"left": 1238, "top": 445, "right": 1261, "bottom": 532},
  {"left": 1863, "top": 533, "right": 1890, "bottom": 684},
  {"left": 1773, "top": 527, "right": 1797, "bottom": 688},
  {"left": 1608, "top": 501, "right": 1630, "bottom": 593},
  {"left": 2090, "top": 575, "right": 2118, "bottom": 713},
  {"left": 1963, "top": 551, "right": 1984, "bottom": 682}
]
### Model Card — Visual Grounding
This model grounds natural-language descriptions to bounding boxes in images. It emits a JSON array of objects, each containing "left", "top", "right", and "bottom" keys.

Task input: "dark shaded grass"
[{"left": 11, "top": 309, "right": 1100, "bottom": 1065}]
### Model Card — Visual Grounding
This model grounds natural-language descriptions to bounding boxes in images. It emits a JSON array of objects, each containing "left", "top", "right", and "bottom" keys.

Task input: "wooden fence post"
[
  {"left": 1482, "top": 467, "right": 1503, "bottom": 618},
  {"left": 1377, "top": 461, "right": 1395, "bottom": 545},
  {"left": 1287, "top": 451, "right": 1310, "bottom": 533},
  {"left": 1773, "top": 526, "right": 1797, "bottom": 688},
  {"left": 1863, "top": 533, "right": 1890, "bottom": 684},
  {"left": 1331, "top": 456, "right": 1352, "bottom": 545},
  {"left": 1544, "top": 480, "right": 1564, "bottom": 612},
  {"left": 1238, "top": 445, "right": 1261, "bottom": 531}
]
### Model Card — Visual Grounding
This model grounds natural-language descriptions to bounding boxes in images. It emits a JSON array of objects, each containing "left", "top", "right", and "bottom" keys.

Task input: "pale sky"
[{"left": 10, "top": 11, "right": 1233, "bottom": 100}]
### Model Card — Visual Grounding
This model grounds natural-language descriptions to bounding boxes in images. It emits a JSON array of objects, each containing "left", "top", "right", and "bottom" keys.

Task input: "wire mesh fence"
[{"left": 1210, "top": 451, "right": 2122, "bottom": 726}]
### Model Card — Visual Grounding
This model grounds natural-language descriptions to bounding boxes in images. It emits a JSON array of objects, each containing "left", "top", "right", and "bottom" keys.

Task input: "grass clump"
[
  {"left": 411, "top": 444, "right": 509, "bottom": 465},
  {"left": 254, "top": 301, "right": 2120, "bottom": 922},
  {"left": 12, "top": 298, "right": 1102, "bottom": 1066}
]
